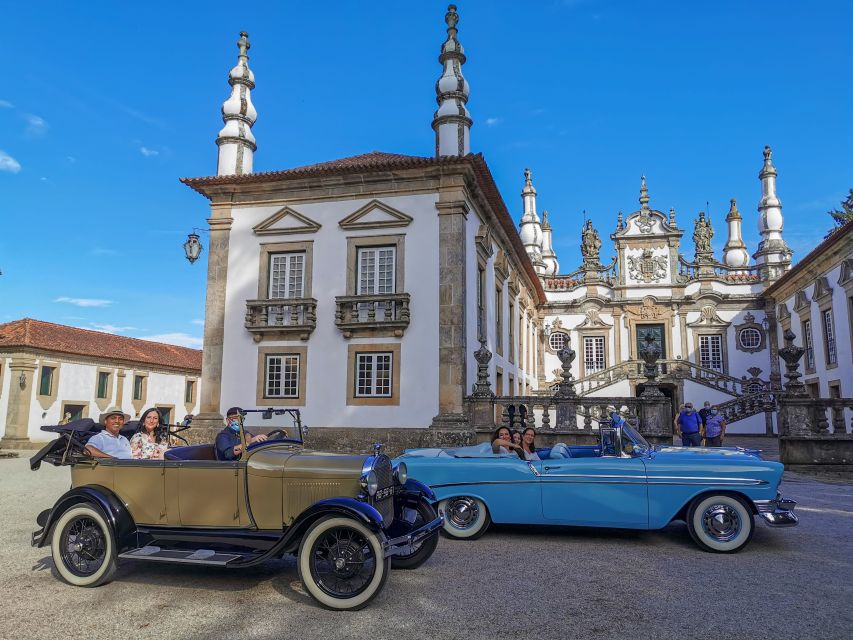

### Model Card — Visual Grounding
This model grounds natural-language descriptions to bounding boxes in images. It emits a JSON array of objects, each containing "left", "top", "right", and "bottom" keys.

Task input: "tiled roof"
[
  {"left": 0, "top": 319, "right": 202, "bottom": 371},
  {"left": 181, "top": 151, "right": 547, "bottom": 303}
]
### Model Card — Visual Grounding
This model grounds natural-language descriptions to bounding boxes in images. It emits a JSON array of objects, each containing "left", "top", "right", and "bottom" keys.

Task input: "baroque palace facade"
[{"left": 183, "top": 6, "right": 850, "bottom": 442}]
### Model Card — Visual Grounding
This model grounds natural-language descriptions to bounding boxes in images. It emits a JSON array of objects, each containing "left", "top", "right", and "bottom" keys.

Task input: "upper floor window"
[
  {"left": 269, "top": 252, "right": 305, "bottom": 299},
  {"left": 185, "top": 380, "right": 195, "bottom": 404},
  {"left": 96, "top": 371, "right": 110, "bottom": 399},
  {"left": 823, "top": 309, "right": 837, "bottom": 365},
  {"left": 476, "top": 266, "right": 485, "bottom": 339},
  {"left": 699, "top": 335, "right": 724, "bottom": 372},
  {"left": 549, "top": 331, "right": 567, "bottom": 351},
  {"left": 357, "top": 246, "right": 395, "bottom": 295},
  {"left": 39, "top": 366, "right": 55, "bottom": 396},
  {"left": 133, "top": 375, "right": 144, "bottom": 401},
  {"left": 803, "top": 319, "right": 815, "bottom": 369},
  {"left": 583, "top": 336, "right": 606, "bottom": 373},
  {"left": 738, "top": 327, "right": 762, "bottom": 350}
]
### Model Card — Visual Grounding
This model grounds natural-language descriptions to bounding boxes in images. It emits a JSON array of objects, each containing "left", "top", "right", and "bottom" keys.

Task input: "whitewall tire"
[
  {"left": 687, "top": 494, "right": 755, "bottom": 553},
  {"left": 438, "top": 497, "right": 491, "bottom": 540},
  {"left": 50, "top": 504, "right": 118, "bottom": 587},
  {"left": 297, "top": 516, "right": 390, "bottom": 611}
]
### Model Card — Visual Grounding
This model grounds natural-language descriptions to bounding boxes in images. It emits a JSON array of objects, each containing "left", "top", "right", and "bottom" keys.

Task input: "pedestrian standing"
[
  {"left": 677, "top": 403, "right": 703, "bottom": 447},
  {"left": 703, "top": 407, "right": 727, "bottom": 446},
  {"left": 698, "top": 401, "right": 712, "bottom": 428}
]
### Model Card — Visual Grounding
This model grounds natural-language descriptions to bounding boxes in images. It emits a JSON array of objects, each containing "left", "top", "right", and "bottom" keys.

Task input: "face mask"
[
  {"left": 229, "top": 420, "right": 240, "bottom": 432},
  {"left": 710, "top": 410, "right": 718, "bottom": 416}
]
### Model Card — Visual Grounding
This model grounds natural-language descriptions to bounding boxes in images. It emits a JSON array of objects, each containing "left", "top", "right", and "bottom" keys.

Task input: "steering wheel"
[{"left": 266, "top": 429, "right": 288, "bottom": 440}]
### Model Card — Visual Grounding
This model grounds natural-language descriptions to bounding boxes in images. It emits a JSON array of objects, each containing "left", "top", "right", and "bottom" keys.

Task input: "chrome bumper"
[
  {"left": 383, "top": 512, "right": 444, "bottom": 558},
  {"left": 754, "top": 493, "right": 798, "bottom": 527}
]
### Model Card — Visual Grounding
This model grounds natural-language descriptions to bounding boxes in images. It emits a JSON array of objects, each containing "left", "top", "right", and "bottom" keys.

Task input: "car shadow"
[{"left": 488, "top": 521, "right": 698, "bottom": 549}]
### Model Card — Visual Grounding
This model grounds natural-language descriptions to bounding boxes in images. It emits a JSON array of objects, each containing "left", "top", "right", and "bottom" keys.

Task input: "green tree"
[{"left": 827, "top": 189, "right": 853, "bottom": 234}]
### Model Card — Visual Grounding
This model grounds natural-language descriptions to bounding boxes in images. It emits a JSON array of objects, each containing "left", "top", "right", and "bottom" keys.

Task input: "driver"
[{"left": 215, "top": 407, "right": 268, "bottom": 461}]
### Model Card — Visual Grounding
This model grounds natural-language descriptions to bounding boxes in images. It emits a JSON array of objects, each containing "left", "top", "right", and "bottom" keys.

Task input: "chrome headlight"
[
  {"left": 394, "top": 462, "right": 408, "bottom": 485},
  {"left": 360, "top": 470, "right": 379, "bottom": 497}
]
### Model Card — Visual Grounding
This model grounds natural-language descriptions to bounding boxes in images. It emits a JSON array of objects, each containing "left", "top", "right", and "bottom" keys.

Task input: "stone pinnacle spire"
[
  {"left": 639, "top": 175, "right": 650, "bottom": 209},
  {"left": 519, "top": 168, "right": 545, "bottom": 272},
  {"left": 432, "top": 5, "right": 472, "bottom": 157},
  {"left": 216, "top": 31, "right": 257, "bottom": 176},
  {"left": 722, "top": 198, "right": 749, "bottom": 268},
  {"left": 541, "top": 210, "right": 559, "bottom": 276},
  {"left": 753, "top": 145, "right": 791, "bottom": 280}
]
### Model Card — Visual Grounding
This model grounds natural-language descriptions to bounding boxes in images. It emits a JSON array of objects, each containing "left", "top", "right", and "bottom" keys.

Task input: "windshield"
[
  {"left": 236, "top": 409, "right": 305, "bottom": 444},
  {"left": 621, "top": 424, "right": 650, "bottom": 456}
]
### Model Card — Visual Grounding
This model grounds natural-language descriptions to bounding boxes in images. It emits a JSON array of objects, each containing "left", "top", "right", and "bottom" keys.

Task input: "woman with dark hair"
[
  {"left": 511, "top": 430, "right": 522, "bottom": 447},
  {"left": 491, "top": 426, "right": 522, "bottom": 457},
  {"left": 130, "top": 408, "right": 169, "bottom": 460},
  {"left": 520, "top": 427, "right": 540, "bottom": 460}
]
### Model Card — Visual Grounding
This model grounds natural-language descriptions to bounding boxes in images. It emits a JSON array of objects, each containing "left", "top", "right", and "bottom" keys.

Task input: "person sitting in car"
[
  {"left": 215, "top": 407, "right": 268, "bottom": 461},
  {"left": 520, "top": 427, "right": 540, "bottom": 461},
  {"left": 491, "top": 426, "right": 523, "bottom": 456},
  {"left": 130, "top": 408, "right": 170, "bottom": 460},
  {"left": 84, "top": 407, "right": 133, "bottom": 459}
]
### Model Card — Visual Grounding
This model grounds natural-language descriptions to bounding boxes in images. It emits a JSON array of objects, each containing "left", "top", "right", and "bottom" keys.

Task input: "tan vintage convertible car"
[{"left": 30, "top": 409, "right": 442, "bottom": 610}]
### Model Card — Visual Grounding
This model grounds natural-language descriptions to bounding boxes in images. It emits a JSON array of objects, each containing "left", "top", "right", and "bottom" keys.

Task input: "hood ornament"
[{"left": 373, "top": 443, "right": 384, "bottom": 456}]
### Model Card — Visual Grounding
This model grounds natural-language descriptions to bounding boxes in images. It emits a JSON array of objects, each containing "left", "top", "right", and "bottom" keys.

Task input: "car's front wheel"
[
  {"left": 298, "top": 516, "right": 390, "bottom": 610},
  {"left": 687, "top": 494, "right": 755, "bottom": 553},
  {"left": 390, "top": 500, "right": 439, "bottom": 569},
  {"left": 438, "top": 496, "right": 490, "bottom": 540},
  {"left": 50, "top": 504, "right": 118, "bottom": 587}
]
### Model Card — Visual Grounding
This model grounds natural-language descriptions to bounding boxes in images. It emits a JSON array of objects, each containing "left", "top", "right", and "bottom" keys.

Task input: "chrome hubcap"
[
  {"left": 447, "top": 498, "right": 479, "bottom": 529},
  {"left": 702, "top": 503, "right": 741, "bottom": 542}
]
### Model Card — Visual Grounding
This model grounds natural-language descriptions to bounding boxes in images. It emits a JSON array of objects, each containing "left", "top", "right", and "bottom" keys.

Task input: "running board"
[{"left": 119, "top": 546, "right": 246, "bottom": 566}]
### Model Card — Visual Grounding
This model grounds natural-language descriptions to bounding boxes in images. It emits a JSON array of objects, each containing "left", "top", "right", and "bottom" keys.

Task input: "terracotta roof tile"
[{"left": 0, "top": 319, "right": 202, "bottom": 371}]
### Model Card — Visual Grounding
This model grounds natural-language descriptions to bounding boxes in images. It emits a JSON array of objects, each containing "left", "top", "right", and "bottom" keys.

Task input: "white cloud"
[
  {"left": 190, "top": 319, "right": 205, "bottom": 326},
  {"left": 139, "top": 332, "right": 203, "bottom": 348},
  {"left": 24, "top": 113, "right": 48, "bottom": 136},
  {"left": 89, "top": 323, "right": 138, "bottom": 334},
  {"left": 485, "top": 117, "right": 503, "bottom": 127},
  {"left": 54, "top": 296, "right": 113, "bottom": 308},
  {"left": 139, "top": 146, "right": 159, "bottom": 157},
  {"left": 0, "top": 99, "right": 12, "bottom": 108},
  {"left": 66, "top": 155, "right": 76, "bottom": 163},
  {"left": 0, "top": 150, "right": 21, "bottom": 173}
]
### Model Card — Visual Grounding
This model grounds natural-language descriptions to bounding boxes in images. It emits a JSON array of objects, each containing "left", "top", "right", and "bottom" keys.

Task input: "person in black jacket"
[{"left": 215, "top": 407, "right": 267, "bottom": 461}]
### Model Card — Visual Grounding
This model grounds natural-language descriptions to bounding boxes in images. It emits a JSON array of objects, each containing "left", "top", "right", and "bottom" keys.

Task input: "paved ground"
[{"left": 2, "top": 452, "right": 852, "bottom": 640}]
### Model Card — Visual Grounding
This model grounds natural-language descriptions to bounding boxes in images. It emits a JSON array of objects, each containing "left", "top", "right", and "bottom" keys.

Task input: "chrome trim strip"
[
  {"left": 431, "top": 475, "right": 768, "bottom": 488},
  {"left": 527, "top": 462, "right": 541, "bottom": 477}
]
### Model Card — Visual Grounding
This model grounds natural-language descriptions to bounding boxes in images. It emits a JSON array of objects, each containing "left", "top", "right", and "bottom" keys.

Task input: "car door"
[
  {"left": 540, "top": 456, "right": 648, "bottom": 528},
  {"left": 167, "top": 459, "right": 247, "bottom": 527}
]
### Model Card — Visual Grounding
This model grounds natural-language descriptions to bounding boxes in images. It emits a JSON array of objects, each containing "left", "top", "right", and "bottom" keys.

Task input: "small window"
[
  {"left": 269, "top": 252, "right": 305, "bottom": 299},
  {"left": 549, "top": 331, "right": 567, "bottom": 351},
  {"left": 583, "top": 336, "right": 606, "bottom": 372},
  {"left": 96, "top": 371, "right": 110, "bottom": 399},
  {"left": 132, "top": 375, "right": 144, "bottom": 401},
  {"left": 495, "top": 287, "right": 503, "bottom": 349},
  {"left": 265, "top": 354, "right": 300, "bottom": 398},
  {"left": 357, "top": 246, "right": 396, "bottom": 296},
  {"left": 185, "top": 380, "right": 195, "bottom": 404},
  {"left": 803, "top": 320, "right": 815, "bottom": 369},
  {"left": 699, "top": 335, "right": 724, "bottom": 372},
  {"left": 157, "top": 407, "right": 172, "bottom": 426},
  {"left": 355, "top": 352, "right": 392, "bottom": 397},
  {"left": 823, "top": 310, "right": 837, "bottom": 365},
  {"left": 738, "top": 327, "right": 762, "bottom": 349},
  {"left": 39, "top": 366, "right": 55, "bottom": 396},
  {"left": 476, "top": 265, "right": 485, "bottom": 339}
]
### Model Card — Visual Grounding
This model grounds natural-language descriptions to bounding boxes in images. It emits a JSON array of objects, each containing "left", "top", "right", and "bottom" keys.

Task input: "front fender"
[
  {"left": 400, "top": 478, "right": 436, "bottom": 502},
  {"left": 33, "top": 485, "right": 136, "bottom": 550}
]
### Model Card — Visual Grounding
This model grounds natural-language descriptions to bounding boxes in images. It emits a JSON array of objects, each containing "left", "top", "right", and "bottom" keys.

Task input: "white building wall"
[
  {"left": 221, "top": 193, "right": 440, "bottom": 429},
  {"left": 0, "top": 356, "right": 10, "bottom": 435}
]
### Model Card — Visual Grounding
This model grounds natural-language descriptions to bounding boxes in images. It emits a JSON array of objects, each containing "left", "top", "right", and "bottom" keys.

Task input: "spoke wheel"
[
  {"left": 298, "top": 516, "right": 389, "bottom": 611},
  {"left": 50, "top": 504, "right": 117, "bottom": 587},
  {"left": 438, "top": 496, "right": 490, "bottom": 540},
  {"left": 687, "top": 494, "right": 754, "bottom": 553},
  {"left": 390, "top": 500, "right": 440, "bottom": 570}
]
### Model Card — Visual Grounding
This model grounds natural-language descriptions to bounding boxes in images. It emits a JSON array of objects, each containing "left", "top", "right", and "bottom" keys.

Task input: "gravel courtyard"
[{"left": 1, "top": 449, "right": 851, "bottom": 640}]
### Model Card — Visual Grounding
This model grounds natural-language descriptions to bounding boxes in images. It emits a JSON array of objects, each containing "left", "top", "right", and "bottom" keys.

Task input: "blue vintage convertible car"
[{"left": 396, "top": 424, "right": 797, "bottom": 552}]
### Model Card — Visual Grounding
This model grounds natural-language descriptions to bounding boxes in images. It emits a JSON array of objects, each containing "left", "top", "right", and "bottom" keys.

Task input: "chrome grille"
[{"left": 372, "top": 454, "right": 394, "bottom": 526}]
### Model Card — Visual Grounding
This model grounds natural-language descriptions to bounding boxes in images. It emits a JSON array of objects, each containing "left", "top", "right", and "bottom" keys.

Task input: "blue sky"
[{"left": 1, "top": 0, "right": 850, "bottom": 347}]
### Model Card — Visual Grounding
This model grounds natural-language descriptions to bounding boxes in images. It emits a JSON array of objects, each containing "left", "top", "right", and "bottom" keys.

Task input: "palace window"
[
  {"left": 476, "top": 266, "right": 485, "bottom": 340},
  {"left": 185, "top": 380, "right": 195, "bottom": 404},
  {"left": 738, "top": 327, "right": 762, "bottom": 350},
  {"left": 549, "top": 332, "right": 567, "bottom": 351},
  {"left": 133, "top": 375, "right": 144, "bottom": 401},
  {"left": 96, "top": 371, "right": 110, "bottom": 399},
  {"left": 583, "top": 336, "right": 606, "bottom": 373},
  {"left": 357, "top": 247, "right": 395, "bottom": 296},
  {"left": 495, "top": 286, "right": 503, "bottom": 354},
  {"left": 355, "top": 352, "right": 393, "bottom": 397},
  {"left": 39, "top": 366, "right": 55, "bottom": 396},
  {"left": 508, "top": 301, "right": 515, "bottom": 361},
  {"left": 264, "top": 354, "right": 300, "bottom": 398},
  {"left": 823, "top": 310, "right": 837, "bottom": 365},
  {"left": 699, "top": 335, "right": 724, "bottom": 372},
  {"left": 803, "top": 320, "right": 815, "bottom": 370},
  {"left": 269, "top": 252, "right": 305, "bottom": 299}
]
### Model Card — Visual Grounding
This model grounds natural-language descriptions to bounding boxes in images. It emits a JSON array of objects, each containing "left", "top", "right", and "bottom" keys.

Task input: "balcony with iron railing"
[
  {"left": 245, "top": 298, "right": 317, "bottom": 341},
  {"left": 334, "top": 293, "right": 411, "bottom": 339}
]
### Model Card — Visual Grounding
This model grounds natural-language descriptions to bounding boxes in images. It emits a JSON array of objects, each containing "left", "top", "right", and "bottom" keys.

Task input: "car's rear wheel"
[
  {"left": 438, "top": 496, "right": 490, "bottom": 540},
  {"left": 390, "top": 500, "right": 439, "bottom": 569},
  {"left": 298, "top": 516, "right": 390, "bottom": 610},
  {"left": 687, "top": 494, "right": 754, "bottom": 553},
  {"left": 50, "top": 504, "right": 117, "bottom": 587}
]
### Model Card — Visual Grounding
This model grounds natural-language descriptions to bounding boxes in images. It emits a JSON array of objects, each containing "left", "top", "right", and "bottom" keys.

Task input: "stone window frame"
[
  {"left": 346, "top": 343, "right": 401, "bottom": 407},
  {"left": 258, "top": 240, "right": 314, "bottom": 299},
  {"left": 507, "top": 298, "right": 515, "bottom": 364},
  {"left": 820, "top": 308, "right": 838, "bottom": 369},
  {"left": 155, "top": 404, "right": 176, "bottom": 427},
  {"left": 256, "top": 346, "right": 307, "bottom": 407},
  {"left": 547, "top": 330, "right": 570, "bottom": 354},
  {"left": 692, "top": 331, "right": 729, "bottom": 374},
  {"left": 94, "top": 368, "right": 114, "bottom": 412},
  {"left": 801, "top": 317, "right": 816, "bottom": 373},
  {"left": 130, "top": 371, "right": 149, "bottom": 416},
  {"left": 578, "top": 330, "right": 609, "bottom": 378},
  {"left": 495, "top": 283, "right": 503, "bottom": 356},
  {"left": 508, "top": 374, "right": 515, "bottom": 397},
  {"left": 60, "top": 400, "right": 89, "bottom": 422},
  {"left": 36, "top": 360, "right": 60, "bottom": 409},
  {"left": 733, "top": 312, "right": 767, "bottom": 354},
  {"left": 184, "top": 376, "right": 198, "bottom": 412},
  {"left": 345, "top": 234, "right": 405, "bottom": 296}
]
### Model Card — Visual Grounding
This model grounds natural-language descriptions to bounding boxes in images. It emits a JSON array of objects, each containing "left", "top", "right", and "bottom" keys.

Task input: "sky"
[{"left": 1, "top": 0, "right": 851, "bottom": 348}]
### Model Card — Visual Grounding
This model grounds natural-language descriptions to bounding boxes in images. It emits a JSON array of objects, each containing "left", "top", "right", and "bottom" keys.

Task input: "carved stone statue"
[
  {"left": 580, "top": 220, "right": 602, "bottom": 266},
  {"left": 693, "top": 211, "right": 714, "bottom": 260}
]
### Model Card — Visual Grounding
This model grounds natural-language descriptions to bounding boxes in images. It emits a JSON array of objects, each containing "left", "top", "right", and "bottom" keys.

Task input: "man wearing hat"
[
  {"left": 215, "top": 407, "right": 267, "bottom": 461},
  {"left": 84, "top": 407, "right": 133, "bottom": 459}
]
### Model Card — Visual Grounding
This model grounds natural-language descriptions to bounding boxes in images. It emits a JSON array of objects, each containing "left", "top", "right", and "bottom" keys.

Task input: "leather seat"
[{"left": 164, "top": 444, "right": 217, "bottom": 461}]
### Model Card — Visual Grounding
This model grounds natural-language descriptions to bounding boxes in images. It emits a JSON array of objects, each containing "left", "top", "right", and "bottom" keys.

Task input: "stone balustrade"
[
  {"left": 244, "top": 297, "right": 317, "bottom": 341},
  {"left": 334, "top": 292, "right": 411, "bottom": 338}
]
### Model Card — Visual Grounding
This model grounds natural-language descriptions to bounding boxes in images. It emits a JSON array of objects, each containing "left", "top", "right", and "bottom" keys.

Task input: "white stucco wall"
[{"left": 221, "top": 193, "right": 440, "bottom": 429}]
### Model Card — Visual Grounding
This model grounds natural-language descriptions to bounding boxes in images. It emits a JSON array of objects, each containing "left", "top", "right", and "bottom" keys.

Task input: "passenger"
[
  {"left": 702, "top": 407, "right": 727, "bottom": 447},
  {"left": 520, "top": 427, "right": 540, "bottom": 461},
  {"left": 491, "top": 426, "right": 522, "bottom": 456},
  {"left": 130, "top": 408, "right": 170, "bottom": 460},
  {"left": 84, "top": 407, "right": 133, "bottom": 459},
  {"left": 511, "top": 430, "right": 522, "bottom": 447},
  {"left": 215, "top": 407, "right": 268, "bottom": 461}
]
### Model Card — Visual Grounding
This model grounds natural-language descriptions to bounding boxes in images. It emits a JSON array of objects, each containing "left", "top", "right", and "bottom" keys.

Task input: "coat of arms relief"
[{"left": 627, "top": 249, "right": 668, "bottom": 283}]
